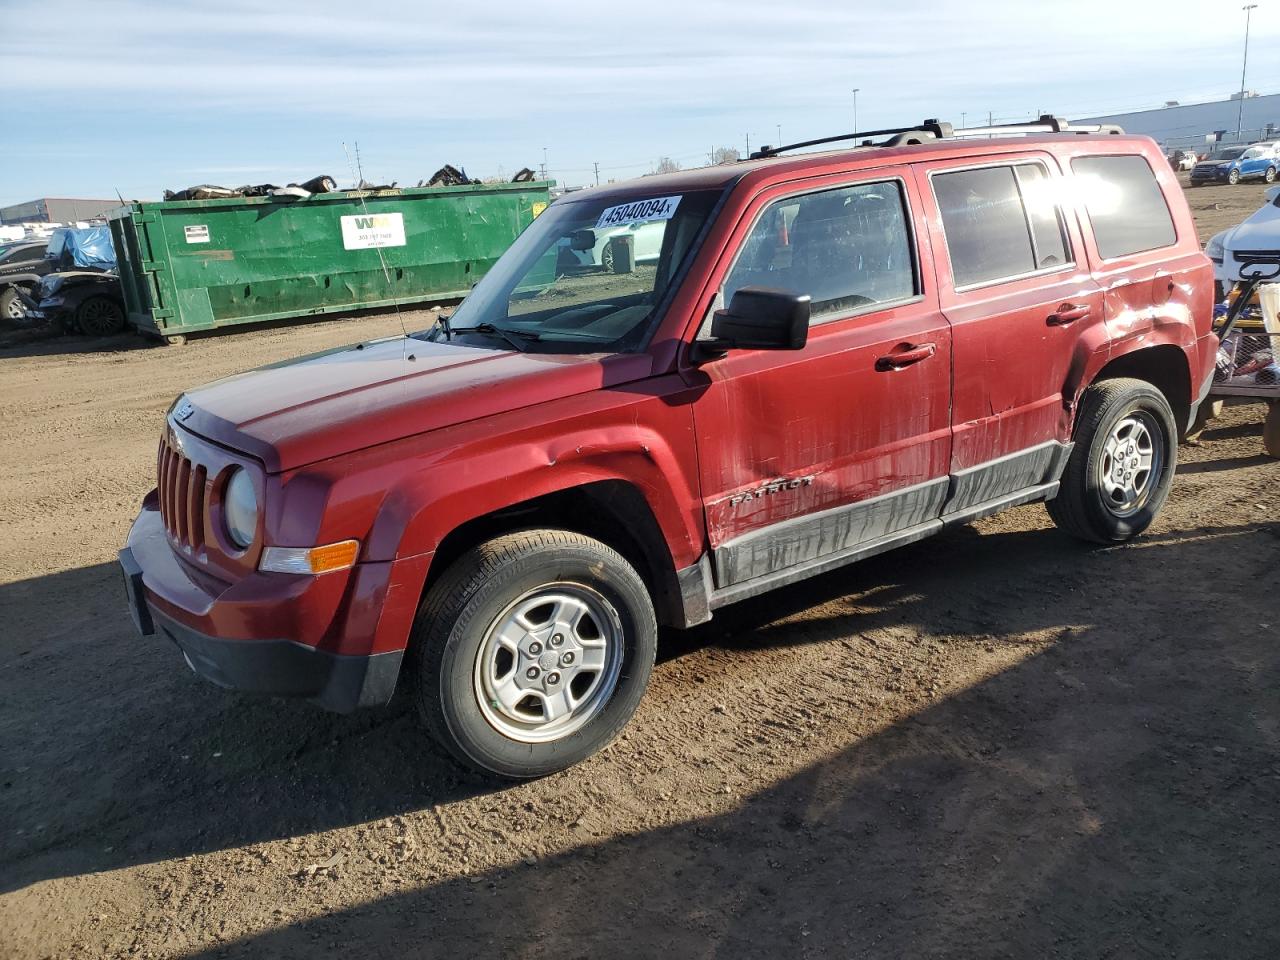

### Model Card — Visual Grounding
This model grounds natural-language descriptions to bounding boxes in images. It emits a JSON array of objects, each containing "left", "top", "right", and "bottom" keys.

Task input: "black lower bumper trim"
[{"left": 151, "top": 607, "right": 402, "bottom": 714}]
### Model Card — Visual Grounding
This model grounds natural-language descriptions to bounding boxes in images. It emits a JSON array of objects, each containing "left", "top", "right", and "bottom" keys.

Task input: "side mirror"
[
  {"left": 703, "top": 286, "right": 810, "bottom": 355},
  {"left": 569, "top": 228, "right": 597, "bottom": 251}
]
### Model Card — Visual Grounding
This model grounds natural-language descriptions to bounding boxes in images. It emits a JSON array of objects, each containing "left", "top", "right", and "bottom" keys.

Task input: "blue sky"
[{"left": 1, "top": 0, "right": 1277, "bottom": 206}]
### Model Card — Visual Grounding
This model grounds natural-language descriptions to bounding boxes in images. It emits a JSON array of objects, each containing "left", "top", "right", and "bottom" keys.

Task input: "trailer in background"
[{"left": 107, "top": 181, "right": 552, "bottom": 343}]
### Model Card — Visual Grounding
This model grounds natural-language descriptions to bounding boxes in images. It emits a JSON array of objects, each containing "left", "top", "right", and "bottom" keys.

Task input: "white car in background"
[
  {"left": 558, "top": 220, "right": 665, "bottom": 271},
  {"left": 1205, "top": 184, "right": 1280, "bottom": 286}
]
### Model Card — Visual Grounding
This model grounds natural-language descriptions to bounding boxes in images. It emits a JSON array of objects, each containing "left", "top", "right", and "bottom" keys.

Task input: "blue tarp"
[{"left": 45, "top": 227, "right": 116, "bottom": 271}]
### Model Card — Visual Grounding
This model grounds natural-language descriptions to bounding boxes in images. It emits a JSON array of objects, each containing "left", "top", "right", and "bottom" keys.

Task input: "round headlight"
[{"left": 223, "top": 468, "right": 259, "bottom": 549}]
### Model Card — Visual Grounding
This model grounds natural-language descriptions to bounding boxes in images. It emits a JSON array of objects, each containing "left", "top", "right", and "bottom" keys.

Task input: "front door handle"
[
  {"left": 1048, "top": 302, "right": 1091, "bottom": 325},
  {"left": 876, "top": 342, "right": 936, "bottom": 371}
]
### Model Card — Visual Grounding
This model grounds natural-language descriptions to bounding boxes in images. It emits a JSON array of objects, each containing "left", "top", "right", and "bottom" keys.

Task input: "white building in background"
[{"left": 1074, "top": 93, "right": 1280, "bottom": 153}]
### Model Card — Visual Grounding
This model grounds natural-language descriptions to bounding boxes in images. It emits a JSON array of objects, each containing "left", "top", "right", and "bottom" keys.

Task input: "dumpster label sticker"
[
  {"left": 340, "top": 212, "right": 406, "bottom": 250},
  {"left": 531, "top": 201, "right": 547, "bottom": 218},
  {"left": 595, "top": 196, "right": 681, "bottom": 229},
  {"left": 184, "top": 225, "right": 210, "bottom": 244}
]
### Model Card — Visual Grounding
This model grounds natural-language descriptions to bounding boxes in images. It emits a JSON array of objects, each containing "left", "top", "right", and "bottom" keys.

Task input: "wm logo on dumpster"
[{"left": 340, "top": 212, "right": 407, "bottom": 251}]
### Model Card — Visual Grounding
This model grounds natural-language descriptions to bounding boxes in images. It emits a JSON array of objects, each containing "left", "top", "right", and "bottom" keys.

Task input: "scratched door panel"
[
  {"left": 914, "top": 154, "right": 1106, "bottom": 474},
  {"left": 686, "top": 173, "right": 952, "bottom": 576}
]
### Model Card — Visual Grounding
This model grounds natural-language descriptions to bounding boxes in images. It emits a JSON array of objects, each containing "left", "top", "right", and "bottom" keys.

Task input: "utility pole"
[
  {"left": 852, "top": 88, "right": 860, "bottom": 133},
  {"left": 961, "top": 111, "right": 967, "bottom": 128},
  {"left": 988, "top": 110, "right": 993, "bottom": 126},
  {"left": 593, "top": 161, "right": 600, "bottom": 187},
  {"left": 745, "top": 132, "right": 750, "bottom": 157},
  {"left": 1237, "top": 4, "right": 1258, "bottom": 140},
  {"left": 776, "top": 123, "right": 782, "bottom": 146},
  {"left": 540, "top": 146, "right": 548, "bottom": 181}
]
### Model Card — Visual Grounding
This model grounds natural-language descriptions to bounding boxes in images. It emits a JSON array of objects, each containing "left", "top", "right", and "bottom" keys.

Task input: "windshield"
[
  {"left": 422, "top": 189, "right": 721, "bottom": 353},
  {"left": 1217, "top": 148, "right": 1246, "bottom": 161}
]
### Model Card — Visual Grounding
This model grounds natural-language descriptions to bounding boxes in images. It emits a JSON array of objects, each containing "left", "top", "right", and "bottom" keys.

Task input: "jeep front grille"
[{"left": 157, "top": 436, "right": 207, "bottom": 552}]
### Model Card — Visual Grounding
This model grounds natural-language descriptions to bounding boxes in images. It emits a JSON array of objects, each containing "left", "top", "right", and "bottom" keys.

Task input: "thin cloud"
[{"left": 0, "top": 0, "right": 1275, "bottom": 203}]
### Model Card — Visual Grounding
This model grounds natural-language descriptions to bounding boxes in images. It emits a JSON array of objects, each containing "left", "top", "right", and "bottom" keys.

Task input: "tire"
[
  {"left": 1046, "top": 378, "right": 1178, "bottom": 543},
  {"left": 0, "top": 286, "right": 23, "bottom": 323},
  {"left": 600, "top": 242, "right": 615, "bottom": 273},
  {"left": 411, "top": 529, "right": 657, "bottom": 778},
  {"left": 1264, "top": 402, "right": 1280, "bottom": 459},
  {"left": 1228, "top": 169, "right": 1241, "bottom": 185},
  {"left": 1266, "top": 166, "right": 1277, "bottom": 184},
  {"left": 75, "top": 296, "right": 125, "bottom": 335}
]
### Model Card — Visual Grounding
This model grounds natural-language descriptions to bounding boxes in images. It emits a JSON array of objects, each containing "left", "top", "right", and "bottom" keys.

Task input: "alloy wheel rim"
[
  {"left": 4, "top": 297, "right": 23, "bottom": 320},
  {"left": 1097, "top": 412, "right": 1161, "bottom": 517},
  {"left": 474, "top": 583, "right": 624, "bottom": 743},
  {"left": 81, "top": 300, "right": 121, "bottom": 335}
]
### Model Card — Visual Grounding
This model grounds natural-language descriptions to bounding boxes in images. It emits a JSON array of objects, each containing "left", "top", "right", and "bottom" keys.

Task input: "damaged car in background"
[{"left": 20, "top": 226, "right": 127, "bottom": 335}]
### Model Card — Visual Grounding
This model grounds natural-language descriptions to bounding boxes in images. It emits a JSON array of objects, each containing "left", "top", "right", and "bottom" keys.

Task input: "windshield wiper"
[{"left": 442, "top": 322, "right": 540, "bottom": 352}]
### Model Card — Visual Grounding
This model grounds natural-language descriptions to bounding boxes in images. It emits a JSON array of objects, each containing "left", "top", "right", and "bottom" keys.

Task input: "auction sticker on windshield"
[
  {"left": 596, "top": 196, "right": 681, "bottom": 229},
  {"left": 340, "top": 212, "right": 407, "bottom": 250}
]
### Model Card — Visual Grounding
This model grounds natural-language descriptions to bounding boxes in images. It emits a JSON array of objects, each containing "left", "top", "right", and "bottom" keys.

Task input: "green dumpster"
[{"left": 107, "top": 181, "right": 553, "bottom": 341}]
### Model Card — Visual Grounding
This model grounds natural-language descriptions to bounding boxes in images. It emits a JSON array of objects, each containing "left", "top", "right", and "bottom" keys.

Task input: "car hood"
[
  {"left": 1211, "top": 195, "right": 1280, "bottom": 281},
  {"left": 178, "top": 335, "right": 653, "bottom": 472}
]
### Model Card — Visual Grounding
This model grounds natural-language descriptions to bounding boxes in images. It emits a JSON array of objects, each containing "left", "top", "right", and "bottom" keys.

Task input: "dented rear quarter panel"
[{"left": 1053, "top": 138, "right": 1214, "bottom": 404}]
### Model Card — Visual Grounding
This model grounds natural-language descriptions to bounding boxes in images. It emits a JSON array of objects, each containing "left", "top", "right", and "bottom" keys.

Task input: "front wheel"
[
  {"left": 1047, "top": 378, "right": 1177, "bottom": 543},
  {"left": 0, "top": 286, "right": 24, "bottom": 323},
  {"left": 76, "top": 296, "right": 125, "bottom": 335},
  {"left": 1228, "top": 169, "right": 1241, "bottom": 185},
  {"left": 411, "top": 529, "right": 657, "bottom": 778},
  {"left": 1266, "top": 166, "right": 1277, "bottom": 184}
]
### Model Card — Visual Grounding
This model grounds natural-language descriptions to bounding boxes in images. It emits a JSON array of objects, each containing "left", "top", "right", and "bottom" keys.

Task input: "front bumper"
[{"left": 121, "top": 497, "right": 428, "bottom": 712}]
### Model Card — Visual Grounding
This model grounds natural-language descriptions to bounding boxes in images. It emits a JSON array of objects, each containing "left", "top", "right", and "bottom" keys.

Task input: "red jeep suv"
[{"left": 121, "top": 117, "right": 1217, "bottom": 778}]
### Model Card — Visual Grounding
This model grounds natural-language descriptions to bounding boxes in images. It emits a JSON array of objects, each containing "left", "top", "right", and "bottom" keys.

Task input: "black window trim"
[
  {"left": 927, "top": 157, "right": 1076, "bottom": 294},
  {"left": 710, "top": 173, "right": 924, "bottom": 333},
  {"left": 1069, "top": 153, "right": 1180, "bottom": 262}
]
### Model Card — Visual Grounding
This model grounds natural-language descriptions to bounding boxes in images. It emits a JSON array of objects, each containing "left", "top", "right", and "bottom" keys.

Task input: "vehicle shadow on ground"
[
  {"left": 4, "top": 510, "right": 1278, "bottom": 934},
  {"left": 177, "top": 518, "right": 1277, "bottom": 958}
]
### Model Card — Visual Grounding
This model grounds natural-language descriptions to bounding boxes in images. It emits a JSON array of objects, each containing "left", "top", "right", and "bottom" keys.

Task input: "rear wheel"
[
  {"left": 75, "top": 296, "right": 125, "bottom": 335},
  {"left": 411, "top": 529, "right": 657, "bottom": 778},
  {"left": 1047, "top": 378, "right": 1177, "bottom": 543}
]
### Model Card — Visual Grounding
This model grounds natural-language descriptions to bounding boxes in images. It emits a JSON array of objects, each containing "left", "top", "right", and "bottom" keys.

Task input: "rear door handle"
[
  {"left": 1048, "top": 303, "right": 1090, "bottom": 325},
  {"left": 876, "top": 342, "right": 936, "bottom": 371}
]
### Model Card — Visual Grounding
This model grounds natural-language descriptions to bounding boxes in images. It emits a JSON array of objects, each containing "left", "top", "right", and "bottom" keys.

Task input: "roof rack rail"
[{"left": 749, "top": 114, "right": 1125, "bottom": 159}]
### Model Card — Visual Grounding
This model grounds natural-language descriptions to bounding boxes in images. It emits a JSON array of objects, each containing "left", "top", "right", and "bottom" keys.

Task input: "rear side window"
[
  {"left": 1071, "top": 155, "right": 1176, "bottom": 259},
  {"left": 722, "top": 180, "right": 917, "bottom": 324},
  {"left": 931, "top": 163, "right": 1071, "bottom": 288}
]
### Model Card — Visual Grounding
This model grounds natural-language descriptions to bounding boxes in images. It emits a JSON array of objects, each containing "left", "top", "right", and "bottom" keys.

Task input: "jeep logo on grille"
[{"left": 174, "top": 399, "right": 195, "bottom": 422}]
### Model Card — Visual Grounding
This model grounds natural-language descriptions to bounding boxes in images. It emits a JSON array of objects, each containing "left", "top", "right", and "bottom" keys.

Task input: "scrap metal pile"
[{"left": 163, "top": 165, "right": 539, "bottom": 202}]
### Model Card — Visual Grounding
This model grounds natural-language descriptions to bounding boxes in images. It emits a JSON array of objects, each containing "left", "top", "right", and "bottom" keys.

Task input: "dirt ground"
[{"left": 2, "top": 177, "right": 1278, "bottom": 960}]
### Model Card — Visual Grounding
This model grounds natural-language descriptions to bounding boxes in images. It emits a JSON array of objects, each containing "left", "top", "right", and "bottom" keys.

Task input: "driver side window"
[{"left": 721, "top": 180, "right": 918, "bottom": 326}]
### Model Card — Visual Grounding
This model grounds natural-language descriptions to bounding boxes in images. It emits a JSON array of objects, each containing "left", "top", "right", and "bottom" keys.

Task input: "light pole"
[
  {"left": 852, "top": 88, "right": 860, "bottom": 134},
  {"left": 1237, "top": 4, "right": 1258, "bottom": 141},
  {"left": 776, "top": 123, "right": 782, "bottom": 147}
]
